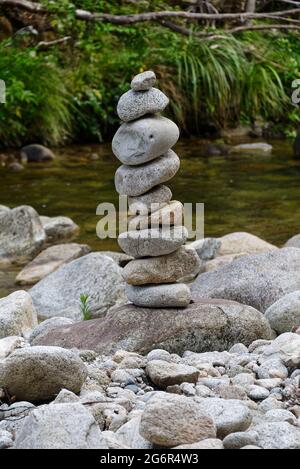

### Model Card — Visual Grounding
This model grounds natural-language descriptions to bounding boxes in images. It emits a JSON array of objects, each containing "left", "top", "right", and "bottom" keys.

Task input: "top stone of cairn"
[{"left": 131, "top": 70, "right": 156, "bottom": 91}]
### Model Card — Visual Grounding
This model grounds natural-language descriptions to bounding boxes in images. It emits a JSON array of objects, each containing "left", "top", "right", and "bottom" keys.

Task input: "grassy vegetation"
[{"left": 0, "top": 0, "right": 299, "bottom": 147}]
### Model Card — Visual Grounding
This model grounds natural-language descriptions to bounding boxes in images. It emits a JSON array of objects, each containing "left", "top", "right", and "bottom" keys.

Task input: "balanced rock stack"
[{"left": 112, "top": 71, "right": 201, "bottom": 308}]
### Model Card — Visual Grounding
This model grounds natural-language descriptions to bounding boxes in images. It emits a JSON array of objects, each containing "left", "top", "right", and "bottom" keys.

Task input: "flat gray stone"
[
  {"left": 0, "top": 206, "right": 46, "bottom": 265},
  {"left": 123, "top": 246, "right": 201, "bottom": 285},
  {"left": 128, "top": 201, "right": 183, "bottom": 231},
  {"left": 131, "top": 71, "right": 156, "bottom": 91},
  {"left": 117, "top": 88, "right": 169, "bottom": 122},
  {"left": 40, "top": 215, "right": 79, "bottom": 243},
  {"left": 16, "top": 243, "right": 91, "bottom": 285},
  {"left": 223, "top": 431, "right": 258, "bottom": 449},
  {"left": 146, "top": 360, "right": 199, "bottom": 388},
  {"left": 128, "top": 185, "right": 172, "bottom": 215},
  {"left": 30, "top": 253, "right": 126, "bottom": 321},
  {"left": 33, "top": 299, "right": 273, "bottom": 355},
  {"left": 230, "top": 143, "right": 273, "bottom": 154},
  {"left": 112, "top": 116, "right": 179, "bottom": 166},
  {"left": 115, "top": 149, "right": 180, "bottom": 197},
  {"left": 118, "top": 226, "right": 188, "bottom": 258},
  {"left": 265, "top": 291, "right": 300, "bottom": 334},
  {"left": 0, "top": 346, "right": 87, "bottom": 402},
  {"left": 14, "top": 403, "right": 107, "bottom": 449},
  {"left": 126, "top": 283, "right": 191, "bottom": 308},
  {"left": 0, "top": 290, "right": 37, "bottom": 339},
  {"left": 192, "top": 248, "right": 300, "bottom": 313}
]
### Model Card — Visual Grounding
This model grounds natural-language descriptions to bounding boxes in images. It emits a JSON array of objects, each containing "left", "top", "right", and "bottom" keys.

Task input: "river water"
[{"left": 0, "top": 138, "right": 299, "bottom": 297}]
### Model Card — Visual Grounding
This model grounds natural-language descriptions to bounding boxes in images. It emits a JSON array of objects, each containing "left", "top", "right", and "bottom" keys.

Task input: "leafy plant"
[{"left": 80, "top": 293, "right": 92, "bottom": 321}]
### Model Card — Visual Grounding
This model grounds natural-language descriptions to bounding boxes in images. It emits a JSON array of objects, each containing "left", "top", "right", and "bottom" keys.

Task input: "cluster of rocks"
[
  {"left": 113, "top": 71, "right": 200, "bottom": 308},
  {"left": 0, "top": 205, "right": 79, "bottom": 266},
  {"left": 0, "top": 331, "right": 299, "bottom": 449}
]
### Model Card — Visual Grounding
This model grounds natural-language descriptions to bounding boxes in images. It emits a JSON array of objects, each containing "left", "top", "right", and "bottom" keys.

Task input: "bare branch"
[
  {"left": 1, "top": 0, "right": 300, "bottom": 23},
  {"left": 36, "top": 36, "right": 71, "bottom": 50}
]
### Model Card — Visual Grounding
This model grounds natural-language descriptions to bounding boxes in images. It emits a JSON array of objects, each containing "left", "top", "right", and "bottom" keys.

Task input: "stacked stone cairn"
[{"left": 112, "top": 71, "right": 201, "bottom": 308}]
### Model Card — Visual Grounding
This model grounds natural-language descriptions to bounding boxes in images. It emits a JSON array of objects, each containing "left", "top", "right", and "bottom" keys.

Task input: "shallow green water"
[{"left": 0, "top": 138, "right": 300, "bottom": 297}]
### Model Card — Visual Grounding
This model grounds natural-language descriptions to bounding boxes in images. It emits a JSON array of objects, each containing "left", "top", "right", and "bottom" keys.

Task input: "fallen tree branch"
[
  {"left": 1, "top": 0, "right": 300, "bottom": 23},
  {"left": 225, "top": 23, "right": 300, "bottom": 34},
  {"left": 36, "top": 36, "right": 71, "bottom": 50}
]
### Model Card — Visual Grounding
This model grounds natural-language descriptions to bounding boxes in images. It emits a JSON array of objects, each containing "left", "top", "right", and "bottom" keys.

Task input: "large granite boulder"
[
  {"left": 0, "top": 206, "right": 46, "bottom": 265},
  {"left": 29, "top": 253, "right": 126, "bottom": 321},
  {"left": 33, "top": 299, "right": 273, "bottom": 355},
  {"left": 0, "top": 291, "right": 38, "bottom": 339},
  {"left": 0, "top": 346, "right": 87, "bottom": 402},
  {"left": 14, "top": 403, "right": 107, "bottom": 449},
  {"left": 192, "top": 248, "right": 300, "bottom": 313}
]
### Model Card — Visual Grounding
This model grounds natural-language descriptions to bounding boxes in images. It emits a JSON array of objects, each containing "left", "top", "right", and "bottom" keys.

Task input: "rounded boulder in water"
[{"left": 112, "top": 116, "right": 179, "bottom": 166}]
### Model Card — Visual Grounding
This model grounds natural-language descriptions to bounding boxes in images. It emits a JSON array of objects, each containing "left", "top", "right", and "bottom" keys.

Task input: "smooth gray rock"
[
  {"left": 0, "top": 346, "right": 87, "bottom": 402},
  {"left": 192, "top": 248, "right": 300, "bottom": 313},
  {"left": 265, "top": 291, "right": 300, "bottom": 334},
  {"left": 284, "top": 234, "right": 300, "bottom": 248},
  {"left": 230, "top": 143, "right": 272, "bottom": 154},
  {"left": 32, "top": 299, "right": 274, "bottom": 355},
  {"left": 256, "top": 358, "right": 288, "bottom": 379},
  {"left": 14, "top": 403, "right": 107, "bottom": 449},
  {"left": 128, "top": 185, "right": 172, "bottom": 215},
  {"left": 264, "top": 409, "right": 298, "bottom": 425},
  {"left": 98, "top": 251, "right": 133, "bottom": 267},
  {"left": 251, "top": 422, "right": 300, "bottom": 449},
  {"left": 126, "top": 283, "right": 191, "bottom": 308},
  {"left": 30, "top": 253, "right": 126, "bottom": 321},
  {"left": 29, "top": 317, "right": 75, "bottom": 344},
  {"left": 174, "top": 439, "right": 224, "bottom": 450},
  {"left": 40, "top": 215, "right": 79, "bottom": 243},
  {"left": 0, "top": 336, "right": 27, "bottom": 359},
  {"left": 0, "top": 206, "right": 46, "bottom": 265},
  {"left": 262, "top": 332, "right": 300, "bottom": 368},
  {"left": 20, "top": 144, "right": 55, "bottom": 163},
  {"left": 189, "top": 237, "right": 221, "bottom": 261},
  {"left": 112, "top": 116, "right": 179, "bottom": 166},
  {"left": 115, "top": 150, "right": 180, "bottom": 197},
  {"left": 131, "top": 71, "right": 156, "bottom": 91},
  {"left": 118, "top": 226, "right": 188, "bottom": 258},
  {"left": 247, "top": 385, "right": 270, "bottom": 401},
  {"left": 116, "top": 416, "right": 152, "bottom": 449},
  {"left": 139, "top": 393, "right": 216, "bottom": 447},
  {"left": 223, "top": 431, "right": 258, "bottom": 450},
  {"left": 0, "top": 205, "right": 9, "bottom": 213},
  {"left": 195, "top": 398, "right": 253, "bottom": 438},
  {"left": 146, "top": 360, "right": 199, "bottom": 388},
  {"left": 0, "top": 291, "right": 37, "bottom": 339},
  {"left": 123, "top": 247, "right": 201, "bottom": 285},
  {"left": 0, "top": 430, "right": 13, "bottom": 449},
  {"left": 117, "top": 88, "right": 169, "bottom": 122},
  {"left": 128, "top": 201, "right": 183, "bottom": 231},
  {"left": 217, "top": 232, "right": 276, "bottom": 256},
  {"left": 16, "top": 243, "right": 91, "bottom": 285}
]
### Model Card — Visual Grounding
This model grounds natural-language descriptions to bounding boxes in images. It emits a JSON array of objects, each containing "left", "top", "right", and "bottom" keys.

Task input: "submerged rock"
[{"left": 20, "top": 144, "right": 55, "bottom": 163}]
